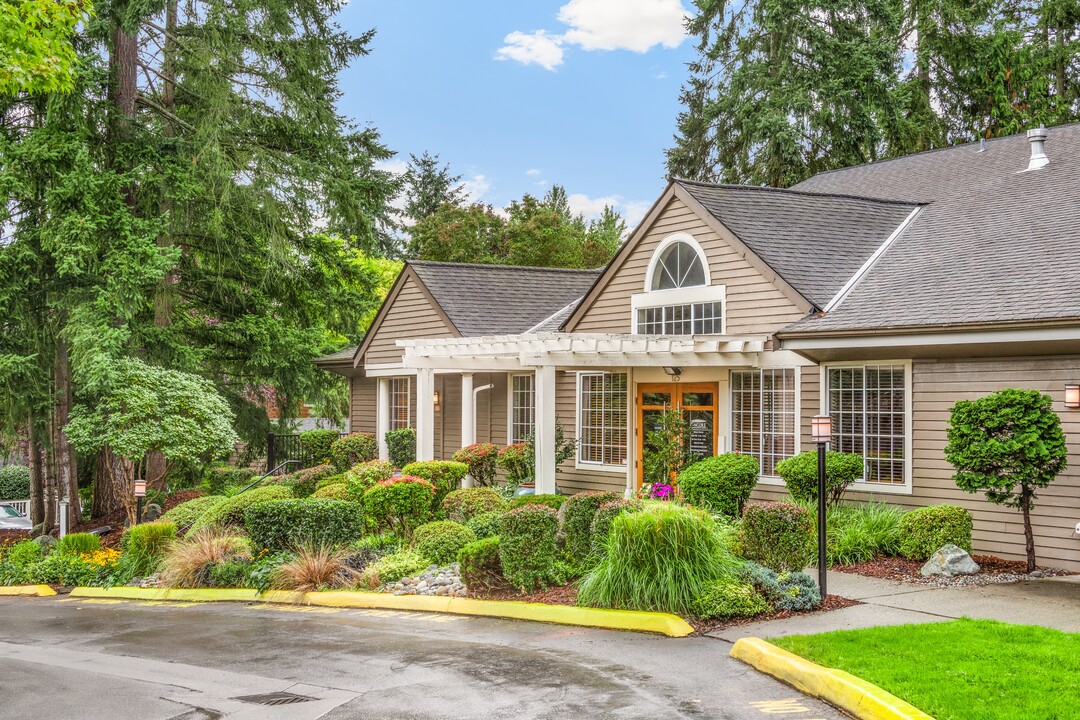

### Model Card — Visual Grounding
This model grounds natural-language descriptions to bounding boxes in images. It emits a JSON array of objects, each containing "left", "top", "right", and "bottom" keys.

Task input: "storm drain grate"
[{"left": 231, "top": 692, "right": 318, "bottom": 706}]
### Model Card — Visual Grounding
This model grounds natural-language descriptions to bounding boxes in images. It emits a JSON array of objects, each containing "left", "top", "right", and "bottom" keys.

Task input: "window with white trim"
[
  {"left": 826, "top": 365, "right": 906, "bottom": 485},
  {"left": 637, "top": 301, "right": 723, "bottom": 335},
  {"left": 651, "top": 241, "right": 706, "bottom": 290},
  {"left": 390, "top": 377, "right": 411, "bottom": 430},
  {"left": 578, "top": 373, "right": 628, "bottom": 466},
  {"left": 635, "top": 235, "right": 725, "bottom": 336},
  {"left": 510, "top": 374, "right": 535, "bottom": 444},
  {"left": 731, "top": 369, "right": 797, "bottom": 476}
]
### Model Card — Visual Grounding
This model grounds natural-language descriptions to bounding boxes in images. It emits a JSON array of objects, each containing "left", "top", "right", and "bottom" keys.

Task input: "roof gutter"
[{"left": 778, "top": 322, "right": 1080, "bottom": 352}]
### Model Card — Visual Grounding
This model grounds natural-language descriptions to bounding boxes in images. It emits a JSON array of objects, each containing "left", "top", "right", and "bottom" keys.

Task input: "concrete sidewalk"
[{"left": 709, "top": 570, "right": 1080, "bottom": 642}]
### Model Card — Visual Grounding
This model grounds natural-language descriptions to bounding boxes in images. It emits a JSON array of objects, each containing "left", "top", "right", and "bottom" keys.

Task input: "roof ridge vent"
[{"left": 1022, "top": 126, "right": 1049, "bottom": 172}]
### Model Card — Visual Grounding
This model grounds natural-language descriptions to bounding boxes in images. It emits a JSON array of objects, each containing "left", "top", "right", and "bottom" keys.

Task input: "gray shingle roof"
[
  {"left": 677, "top": 180, "right": 919, "bottom": 308},
  {"left": 782, "top": 123, "right": 1080, "bottom": 333},
  {"left": 312, "top": 346, "right": 357, "bottom": 365},
  {"left": 410, "top": 262, "right": 602, "bottom": 336}
]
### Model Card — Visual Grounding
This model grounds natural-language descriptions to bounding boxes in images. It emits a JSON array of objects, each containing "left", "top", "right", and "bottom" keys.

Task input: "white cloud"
[
  {"left": 375, "top": 159, "right": 408, "bottom": 176},
  {"left": 495, "top": 31, "right": 565, "bottom": 71},
  {"left": 526, "top": 168, "right": 542, "bottom": 176},
  {"left": 462, "top": 174, "right": 492, "bottom": 203},
  {"left": 558, "top": 0, "right": 690, "bottom": 52},
  {"left": 621, "top": 200, "right": 653, "bottom": 228},
  {"left": 568, "top": 192, "right": 621, "bottom": 220}
]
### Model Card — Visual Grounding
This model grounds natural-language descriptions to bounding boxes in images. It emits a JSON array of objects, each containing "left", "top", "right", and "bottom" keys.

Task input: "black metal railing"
[{"left": 265, "top": 432, "right": 347, "bottom": 474}]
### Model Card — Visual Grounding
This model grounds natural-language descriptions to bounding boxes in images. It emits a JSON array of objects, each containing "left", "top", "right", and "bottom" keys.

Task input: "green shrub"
[
  {"left": 353, "top": 531, "right": 402, "bottom": 556},
  {"left": 244, "top": 499, "right": 365, "bottom": 552},
  {"left": 189, "top": 485, "right": 293, "bottom": 533},
  {"left": 498, "top": 504, "right": 560, "bottom": 591},
  {"left": 803, "top": 501, "right": 905, "bottom": 566},
  {"left": 452, "top": 443, "right": 499, "bottom": 487},
  {"left": 775, "top": 451, "right": 864, "bottom": 508},
  {"left": 208, "top": 559, "right": 253, "bottom": 588},
  {"left": 329, "top": 432, "right": 378, "bottom": 472},
  {"left": 578, "top": 502, "right": 740, "bottom": 615},
  {"left": 678, "top": 454, "right": 760, "bottom": 517},
  {"left": 898, "top": 505, "right": 973, "bottom": 561},
  {"left": 385, "top": 428, "right": 416, "bottom": 468},
  {"left": 361, "top": 548, "right": 430, "bottom": 587},
  {"left": 465, "top": 511, "right": 503, "bottom": 540},
  {"left": 278, "top": 464, "right": 335, "bottom": 498},
  {"left": 412, "top": 520, "right": 476, "bottom": 566},
  {"left": 506, "top": 493, "right": 566, "bottom": 511},
  {"left": 298, "top": 429, "right": 340, "bottom": 465},
  {"left": 344, "top": 459, "right": 394, "bottom": 500},
  {"left": 458, "top": 536, "right": 503, "bottom": 592},
  {"left": 589, "top": 500, "right": 641, "bottom": 553},
  {"left": 56, "top": 533, "right": 101, "bottom": 555},
  {"left": 401, "top": 461, "right": 469, "bottom": 505},
  {"left": 0, "top": 465, "right": 31, "bottom": 500},
  {"left": 740, "top": 502, "right": 815, "bottom": 572},
  {"left": 441, "top": 487, "right": 505, "bottom": 523},
  {"left": 562, "top": 491, "right": 622, "bottom": 562},
  {"left": 316, "top": 474, "right": 346, "bottom": 491},
  {"left": 162, "top": 495, "right": 228, "bottom": 530},
  {"left": 312, "top": 483, "right": 351, "bottom": 501},
  {"left": 203, "top": 466, "right": 257, "bottom": 495},
  {"left": 363, "top": 476, "right": 435, "bottom": 537},
  {"left": 775, "top": 571, "right": 822, "bottom": 610},
  {"left": 0, "top": 541, "right": 43, "bottom": 585},
  {"left": 122, "top": 522, "right": 177, "bottom": 576},
  {"left": 693, "top": 578, "right": 772, "bottom": 619}
]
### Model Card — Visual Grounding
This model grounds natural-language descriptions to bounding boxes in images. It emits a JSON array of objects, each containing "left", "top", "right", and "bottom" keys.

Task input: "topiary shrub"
[
  {"left": 499, "top": 504, "right": 560, "bottom": 591},
  {"left": 298, "top": 428, "right": 340, "bottom": 466},
  {"left": 897, "top": 504, "right": 973, "bottom": 561},
  {"left": 244, "top": 498, "right": 365, "bottom": 552},
  {"left": 316, "top": 474, "right": 346, "bottom": 491},
  {"left": 278, "top": 464, "right": 335, "bottom": 498},
  {"left": 344, "top": 459, "right": 395, "bottom": 500},
  {"left": 162, "top": 495, "right": 228, "bottom": 531},
  {"left": 329, "top": 432, "right": 378, "bottom": 472},
  {"left": 740, "top": 502, "right": 815, "bottom": 572},
  {"left": 385, "top": 428, "right": 417, "bottom": 468},
  {"left": 56, "top": 532, "right": 101, "bottom": 555},
  {"left": 678, "top": 454, "right": 760, "bottom": 517},
  {"left": 121, "top": 521, "right": 177, "bottom": 576},
  {"left": 202, "top": 466, "right": 258, "bottom": 495},
  {"left": 506, "top": 493, "right": 566, "bottom": 511},
  {"left": 496, "top": 442, "right": 531, "bottom": 484},
  {"left": 441, "top": 487, "right": 506, "bottom": 524},
  {"left": 363, "top": 476, "right": 436, "bottom": 537},
  {"left": 775, "top": 450, "right": 864, "bottom": 508},
  {"left": 188, "top": 485, "right": 293, "bottom": 533},
  {"left": 562, "top": 491, "right": 622, "bottom": 562},
  {"left": 452, "top": 443, "right": 499, "bottom": 486},
  {"left": 692, "top": 578, "right": 772, "bottom": 619},
  {"left": 412, "top": 520, "right": 477, "bottom": 566},
  {"left": 0, "top": 465, "right": 31, "bottom": 500},
  {"left": 589, "top": 499, "right": 642, "bottom": 554},
  {"left": 466, "top": 511, "right": 503, "bottom": 541},
  {"left": 401, "top": 461, "right": 469, "bottom": 505},
  {"left": 458, "top": 536, "right": 503, "bottom": 592},
  {"left": 579, "top": 502, "right": 740, "bottom": 615},
  {"left": 312, "top": 483, "right": 351, "bottom": 501}
]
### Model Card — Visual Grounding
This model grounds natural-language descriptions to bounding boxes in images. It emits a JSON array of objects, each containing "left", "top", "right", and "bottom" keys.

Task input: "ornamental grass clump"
[
  {"left": 677, "top": 454, "right": 760, "bottom": 517},
  {"left": 411, "top": 520, "right": 476, "bottom": 566},
  {"left": 160, "top": 527, "right": 251, "bottom": 588},
  {"left": 578, "top": 502, "right": 740, "bottom": 615},
  {"left": 329, "top": 432, "right": 378, "bottom": 472},
  {"left": 898, "top": 504, "right": 973, "bottom": 561},
  {"left": 121, "top": 521, "right": 177, "bottom": 576},
  {"left": 363, "top": 476, "right": 436, "bottom": 537},
  {"left": 56, "top": 532, "right": 101, "bottom": 556},
  {"left": 561, "top": 491, "right": 623, "bottom": 563},
  {"left": 498, "top": 504, "right": 560, "bottom": 591},
  {"left": 272, "top": 544, "right": 358, "bottom": 591},
  {"left": 740, "top": 501, "right": 815, "bottom": 572},
  {"left": 441, "top": 487, "right": 506, "bottom": 523}
]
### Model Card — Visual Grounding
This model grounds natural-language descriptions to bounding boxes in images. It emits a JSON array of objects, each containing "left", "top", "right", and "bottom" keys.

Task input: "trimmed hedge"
[
  {"left": 775, "top": 450, "right": 864, "bottom": 507},
  {"left": 678, "top": 454, "right": 759, "bottom": 517},
  {"left": 466, "top": 511, "right": 503, "bottom": 540},
  {"left": 693, "top": 578, "right": 771, "bottom": 619},
  {"left": 363, "top": 476, "right": 436, "bottom": 537},
  {"left": 740, "top": 502, "right": 815, "bottom": 572},
  {"left": 386, "top": 428, "right": 416, "bottom": 468},
  {"left": 245, "top": 498, "right": 366, "bottom": 551},
  {"left": 458, "top": 536, "right": 503, "bottom": 592},
  {"left": 298, "top": 428, "right": 340, "bottom": 465},
  {"left": 898, "top": 504, "right": 973, "bottom": 561},
  {"left": 441, "top": 487, "right": 505, "bottom": 523},
  {"left": 412, "top": 520, "right": 477, "bottom": 566},
  {"left": 278, "top": 464, "right": 335, "bottom": 498},
  {"left": 162, "top": 495, "right": 228, "bottom": 530},
  {"left": 562, "top": 491, "right": 622, "bottom": 562},
  {"left": 203, "top": 466, "right": 257, "bottom": 494},
  {"left": 312, "top": 483, "right": 351, "bottom": 501},
  {"left": 345, "top": 460, "right": 394, "bottom": 500},
  {"left": 329, "top": 432, "right": 378, "bottom": 472},
  {"left": 499, "top": 505, "right": 560, "bottom": 591},
  {"left": 401, "top": 461, "right": 469, "bottom": 505},
  {"left": 452, "top": 443, "right": 499, "bottom": 487},
  {"left": 589, "top": 499, "right": 641, "bottom": 553},
  {"left": 189, "top": 485, "right": 293, "bottom": 533},
  {"left": 506, "top": 494, "right": 566, "bottom": 511},
  {"left": 0, "top": 465, "right": 31, "bottom": 500}
]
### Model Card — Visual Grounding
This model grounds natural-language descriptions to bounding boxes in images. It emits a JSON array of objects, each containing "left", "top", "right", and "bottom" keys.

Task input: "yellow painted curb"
[
  {"left": 730, "top": 637, "right": 934, "bottom": 720},
  {"left": 68, "top": 586, "right": 693, "bottom": 637},
  {"left": 0, "top": 585, "right": 56, "bottom": 597}
]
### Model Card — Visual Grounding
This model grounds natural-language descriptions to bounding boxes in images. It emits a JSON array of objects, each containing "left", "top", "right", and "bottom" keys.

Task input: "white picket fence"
[{"left": 1, "top": 499, "right": 30, "bottom": 515}]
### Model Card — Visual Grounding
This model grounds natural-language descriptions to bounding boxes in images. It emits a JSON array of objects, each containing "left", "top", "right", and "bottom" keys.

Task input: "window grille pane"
[
  {"left": 510, "top": 375, "right": 535, "bottom": 444},
  {"left": 731, "top": 369, "right": 796, "bottom": 476},
  {"left": 390, "top": 377, "right": 411, "bottom": 430},
  {"left": 827, "top": 365, "right": 906, "bottom": 485},
  {"left": 637, "top": 301, "right": 724, "bottom": 336},
  {"left": 578, "top": 373, "right": 627, "bottom": 466}
]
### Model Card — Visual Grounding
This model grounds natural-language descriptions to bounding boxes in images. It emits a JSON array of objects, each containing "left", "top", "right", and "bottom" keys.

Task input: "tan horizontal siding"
[
  {"left": 365, "top": 275, "right": 455, "bottom": 366},
  {"left": 554, "top": 370, "right": 627, "bottom": 495},
  {"left": 350, "top": 376, "right": 377, "bottom": 434}
]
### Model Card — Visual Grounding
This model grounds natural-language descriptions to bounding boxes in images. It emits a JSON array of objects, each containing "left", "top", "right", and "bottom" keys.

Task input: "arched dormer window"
[{"left": 634, "top": 233, "right": 725, "bottom": 335}]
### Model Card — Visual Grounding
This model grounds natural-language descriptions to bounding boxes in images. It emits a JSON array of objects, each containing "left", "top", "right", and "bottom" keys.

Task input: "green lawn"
[{"left": 772, "top": 619, "right": 1080, "bottom": 720}]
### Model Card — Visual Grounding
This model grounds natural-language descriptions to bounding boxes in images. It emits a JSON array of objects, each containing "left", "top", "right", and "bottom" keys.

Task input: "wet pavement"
[{"left": 0, "top": 596, "right": 847, "bottom": 719}]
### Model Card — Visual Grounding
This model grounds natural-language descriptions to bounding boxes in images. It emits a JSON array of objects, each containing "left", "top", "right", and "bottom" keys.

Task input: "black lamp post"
[{"left": 811, "top": 415, "right": 831, "bottom": 599}]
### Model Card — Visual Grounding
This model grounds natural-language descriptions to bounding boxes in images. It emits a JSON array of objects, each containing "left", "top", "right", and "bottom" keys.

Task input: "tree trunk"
[
  {"left": 54, "top": 337, "right": 81, "bottom": 527},
  {"left": 27, "top": 417, "right": 44, "bottom": 528},
  {"left": 1021, "top": 487, "right": 1036, "bottom": 574},
  {"left": 91, "top": 448, "right": 125, "bottom": 518},
  {"left": 42, "top": 423, "right": 56, "bottom": 534}
]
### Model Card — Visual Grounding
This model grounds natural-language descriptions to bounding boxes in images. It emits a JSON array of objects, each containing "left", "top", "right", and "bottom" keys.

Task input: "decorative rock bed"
[{"left": 387, "top": 564, "right": 468, "bottom": 597}]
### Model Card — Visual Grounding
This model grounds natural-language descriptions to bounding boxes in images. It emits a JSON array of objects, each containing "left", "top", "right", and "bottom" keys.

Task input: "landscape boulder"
[{"left": 920, "top": 544, "right": 980, "bottom": 577}]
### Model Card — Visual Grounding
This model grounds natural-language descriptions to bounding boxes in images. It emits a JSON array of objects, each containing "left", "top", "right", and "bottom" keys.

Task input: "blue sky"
[{"left": 338, "top": 1, "right": 697, "bottom": 228}]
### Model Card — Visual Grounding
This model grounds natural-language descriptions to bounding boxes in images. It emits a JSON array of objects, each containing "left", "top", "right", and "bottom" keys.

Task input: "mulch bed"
[
  {"left": 474, "top": 583, "right": 579, "bottom": 605},
  {"left": 70, "top": 508, "right": 128, "bottom": 548},
  {"left": 833, "top": 554, "right": 1075, "bottom": 588},
  {"left": 0, "top": 529, "right": 30, "bottom": 548},
  {"left": 163, "top": 489, "right": 205, "bottom": 511},
  {"left": 689, "top": 594, "right": 861, "bottom": 636}
]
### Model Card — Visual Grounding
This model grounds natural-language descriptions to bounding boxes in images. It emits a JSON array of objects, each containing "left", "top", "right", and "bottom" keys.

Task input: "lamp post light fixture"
[
  {"left": 134, "top": 480, "right": 147, "bottom": 525},
  {"left": 811, "top": 414, "right": 831, "bottom": 598},
  {"left": 1065, "top": 384, "right": 1080, "bottom": 410}
]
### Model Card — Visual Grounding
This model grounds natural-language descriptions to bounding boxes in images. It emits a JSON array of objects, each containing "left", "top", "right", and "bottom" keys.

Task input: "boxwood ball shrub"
[
  {"left": 345, "top": 459, "right": 395, "bottom": 500},
  {"left": 162, "top": 495, "right": 228, "bottom": 530},
  {"left": 401, "top": 461, "right": 469, "bottom": 505},
  {"left": 692, "top": 578, "right": 771, "bottom": 620},
  {"left": 312, "top": 483, "right": 351, "bottom": 501},
  {"left": 188, "top": 485, "right": 293, "bottom": 533},
  {"left": 412, "top": 520, "right": 477, "bottom": 566},
  {"left": 298, "top": 428, "right": 340, "bottom": 465},
  {"left": 465, "top": 510, "right": 503, "bottom": 540},
  {"left": 244, "top": 498, "right": 365, "bottom": 552},
  {"left": 385, "top": 428, "right": 417, "bottom": 468},
  {"left": 506, "top": 494, "right": 566, "bottom": 511},
  {"left": 562, "top": 491, "right": 622, "bottom": 562},
  {"left": 775, "top": 450, "right": 865, "bottom": 508},
  {"left": 678, "top": 454, "right": 760, "bottom": 517},
  {"left": 452, "top": 443, "right": 499, "bottom": 487},
  {"left": 363, "top": 476, "right": 436, "bottom": 537},
  {"left": 441, "top": 487, "right": 506, "bottom": 524},
  {"left": 458, "top": 536, "right": 503, "bottom": 592},
  {"left": 898, "top": 504, "right": 973, "bottom": 561},
  {"left": 740, "top": 502, "right": 815, "bottom": 572},
  {"left": 578, "top": 502, "right": 740, "bottom": 615},
  {"left": 498, "top": 504, "right": 560, "bottom": 591},
  {"left": 0, "top": 464, "right": 31, "bottom": 500},
  {"left": 329, "top": 432, "right": 378, "bottom": 472}
]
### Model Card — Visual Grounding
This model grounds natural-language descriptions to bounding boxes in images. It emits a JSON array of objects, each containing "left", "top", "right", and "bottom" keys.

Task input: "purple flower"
[{"left": 651, "top": 483, "right": 673, "bottom": 500}]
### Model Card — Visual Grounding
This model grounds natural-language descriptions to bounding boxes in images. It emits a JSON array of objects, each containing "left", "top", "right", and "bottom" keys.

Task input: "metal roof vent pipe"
[{"left": 1024, "top": 126, "right": 1049, "bottom": 172}]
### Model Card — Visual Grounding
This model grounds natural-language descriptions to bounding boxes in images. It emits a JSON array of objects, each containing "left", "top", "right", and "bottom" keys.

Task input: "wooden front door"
[{"left": 636, "top": 382, "right": 719, "bottom": 488}]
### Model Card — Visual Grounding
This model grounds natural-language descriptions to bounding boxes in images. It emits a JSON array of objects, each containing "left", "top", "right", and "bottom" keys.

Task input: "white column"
[
  {"left": 625, "top": 367, "right": 635, "bottom": 499},
  {"left": 534, "top": 365, "right": 557, "bottom": 495},
  {"left": 376, "top": 377, "right": 390, "bottom": 461},
  {"left": 416, "top": 368, "right": 436, "bottom": 461},
  {"left": 460, "top": 373, "right": 475, "bottom": 488}
]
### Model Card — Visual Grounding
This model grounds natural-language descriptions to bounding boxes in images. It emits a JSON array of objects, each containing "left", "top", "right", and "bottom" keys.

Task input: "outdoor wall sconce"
[
  {"left": 433, "top": 391, "right": 441, "bottom": 409},
  {"left": 662, "top": 366, "right": 683, "bottom": 378},
  {"left": 811, "top": 414, "right": 832, "bottom": 443},
  {"left": 1065, "top": 384, "right": 1080, "bottom": 409}
]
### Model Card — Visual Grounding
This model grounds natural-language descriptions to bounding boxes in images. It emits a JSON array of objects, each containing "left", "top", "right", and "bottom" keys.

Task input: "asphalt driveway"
[{"left": 0, "top": 596, "right": 845, "bottom": 719}]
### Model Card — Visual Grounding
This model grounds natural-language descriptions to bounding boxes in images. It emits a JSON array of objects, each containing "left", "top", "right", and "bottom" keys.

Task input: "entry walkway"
[{"left": 709, "top": 571, "right": 1080, "bottom": 642}]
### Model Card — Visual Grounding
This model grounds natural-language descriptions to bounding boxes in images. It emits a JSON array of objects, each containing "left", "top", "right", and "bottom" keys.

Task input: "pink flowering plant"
[{"left": 452, "top": 442, "right": 499, "bottom": 486}]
